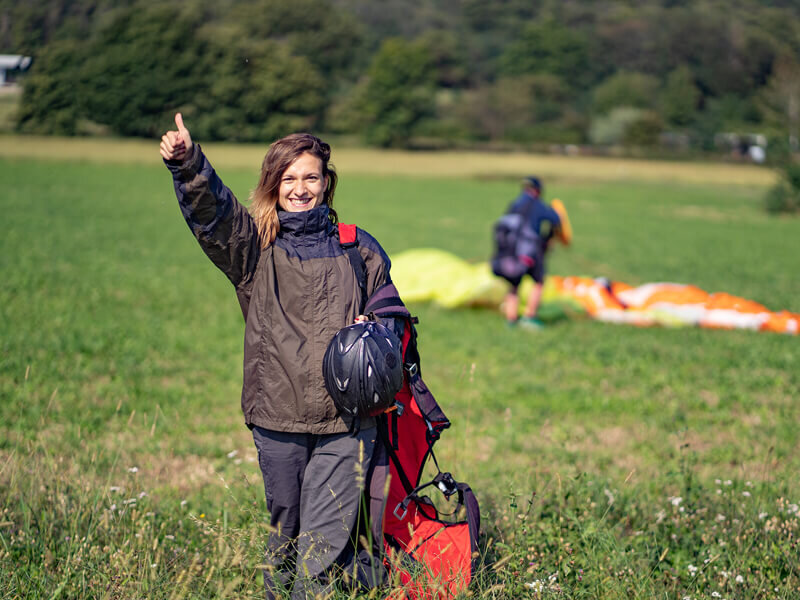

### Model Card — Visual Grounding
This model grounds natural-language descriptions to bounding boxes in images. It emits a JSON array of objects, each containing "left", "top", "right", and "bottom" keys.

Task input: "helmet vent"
[{"left": 323, "top": 321, "right": 404, "bottom": 418}]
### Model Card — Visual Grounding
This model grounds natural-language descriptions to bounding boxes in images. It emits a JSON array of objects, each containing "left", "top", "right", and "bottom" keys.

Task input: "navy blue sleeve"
[{"left": 165, "top": 145, "right": 261, "bottom": 288}]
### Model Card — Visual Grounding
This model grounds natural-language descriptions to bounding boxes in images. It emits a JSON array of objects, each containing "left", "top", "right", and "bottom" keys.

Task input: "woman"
[{"left": 160, "top": 114, "right": 391, "bottom": 599}]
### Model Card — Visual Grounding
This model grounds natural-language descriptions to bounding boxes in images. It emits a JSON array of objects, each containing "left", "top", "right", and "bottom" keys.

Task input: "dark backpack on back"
[
  {"left": 338, "top": 223, "right": 482, "bottom": 599},
  {"left": 491, "top": 198, "right": 541, "bottom": 280}
]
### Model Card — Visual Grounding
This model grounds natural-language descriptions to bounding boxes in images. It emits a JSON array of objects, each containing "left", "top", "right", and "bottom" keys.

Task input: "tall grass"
[{"left": 1, "top": 148, "right": 798, "bottom": 598}]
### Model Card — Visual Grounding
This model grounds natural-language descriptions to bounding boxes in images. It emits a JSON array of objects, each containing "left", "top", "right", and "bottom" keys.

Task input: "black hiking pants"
[{"left": 252, "top": 426, "right": 378, "bottom": 600}]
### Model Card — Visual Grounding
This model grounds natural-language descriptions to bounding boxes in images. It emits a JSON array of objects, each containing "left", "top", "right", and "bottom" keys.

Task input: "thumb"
[
  {"left": 175, "top": 112, "right": 186, "bottom": 131},
  {"left": 174, "top": 112, "right": 192, "bottom": 147}
]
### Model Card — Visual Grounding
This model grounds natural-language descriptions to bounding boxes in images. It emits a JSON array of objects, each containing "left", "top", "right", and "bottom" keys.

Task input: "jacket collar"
[{"left": 278, "top": 204, "right": 333, "bottom": 237}]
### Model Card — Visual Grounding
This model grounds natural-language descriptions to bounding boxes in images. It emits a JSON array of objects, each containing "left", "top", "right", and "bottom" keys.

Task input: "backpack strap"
[{"left": 338, "top": 222, "right": 368, "bottom": 314}]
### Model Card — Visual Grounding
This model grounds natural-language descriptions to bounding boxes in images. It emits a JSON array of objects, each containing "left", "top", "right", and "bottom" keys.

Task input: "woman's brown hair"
[{"left": 249, "top": 133, "right": 338, "bottom": 247}]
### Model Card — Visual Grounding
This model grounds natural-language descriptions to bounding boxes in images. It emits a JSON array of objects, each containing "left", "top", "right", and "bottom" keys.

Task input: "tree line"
[{"left": 2, "top": 0, "right": 799, "bottom": 155}]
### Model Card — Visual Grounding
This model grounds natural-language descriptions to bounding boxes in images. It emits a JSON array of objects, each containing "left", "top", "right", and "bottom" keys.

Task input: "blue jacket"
[{"left": 508, "top": 190, "right": 561, "bottom": 248}]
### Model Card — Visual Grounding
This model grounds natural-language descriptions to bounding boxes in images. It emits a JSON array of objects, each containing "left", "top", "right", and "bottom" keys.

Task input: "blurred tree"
[
  {"left": 78, "top": 4, "right": 205, "bottom": 137},
  {"left": 759, "top": 53, "right": 800, "bottom": 153},
  {"left": 358, "top": 37, "right": 435, "bottom": 147},
  {"left": 0, "top": 0, "right": 129, "bottom": 53},
  {"left": 413, "top": 30, "right": 471, "bottom": 88},
  {"left": 16, "top": 38, "right": 84, "bottom": 134},
  {"left": 623, "top": 110, "right": 663, "bottom": 146},
  {"left": 497, "top": 21, "right": 591, "bottom": 90},
  {"left": 592, "top": 71, "right": 659, "bottom": 114},
  {"left": 590, "top": 107, "right": 652, "bottom": 146},
  {"left": 191, "top": 34, "right": 326, "bottom": 142},
  {"left": 10, "top": 0, "right": 800, "bottom": 150},
  {"left": 446, "top": 74, "right": 575, "bottom": 144},
  {"left": 661, "top": 66, "right": 700, "bottom": 127},
  {"left": 593, "top": 11, "right": 665, "bottom": 79},
  {"left": 228, "top": 0, "right": 367, "bottom": 81}
]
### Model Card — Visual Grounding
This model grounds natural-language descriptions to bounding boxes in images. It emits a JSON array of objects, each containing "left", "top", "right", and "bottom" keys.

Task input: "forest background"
[{"left": 2, "top": 0, "right": 800, "bottom": 157}]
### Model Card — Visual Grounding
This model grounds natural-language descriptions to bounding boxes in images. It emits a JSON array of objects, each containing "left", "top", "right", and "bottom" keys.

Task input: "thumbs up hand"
[{"left": 159, "top": 113, "right": 194, "bottom": 162}]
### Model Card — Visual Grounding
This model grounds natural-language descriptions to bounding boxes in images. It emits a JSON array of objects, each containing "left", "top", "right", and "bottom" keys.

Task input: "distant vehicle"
[{"left": 0, "top": 55, "right": 32, "bottom": 86}]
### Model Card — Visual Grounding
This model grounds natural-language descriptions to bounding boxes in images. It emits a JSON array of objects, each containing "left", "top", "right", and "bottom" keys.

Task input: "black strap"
[
  {"left": 340, "top": 235, "right": 369, "bottom": 315},
  {"left": 376, "top": 415, "right": 416, "bottom": 496}
]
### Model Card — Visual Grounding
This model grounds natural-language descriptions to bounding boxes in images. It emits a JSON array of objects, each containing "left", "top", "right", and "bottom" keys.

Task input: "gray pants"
[{"left": 252, "top": 426, "right": 377, "bottom": 600}]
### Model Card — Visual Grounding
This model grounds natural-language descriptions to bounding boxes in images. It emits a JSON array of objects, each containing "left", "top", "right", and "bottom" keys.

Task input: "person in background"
[
  {"left": 160, "top": 113, "right": 391, "bottom": 599},
  {"left": 502, "top": 176, "right": 561, "bottom": 330}
]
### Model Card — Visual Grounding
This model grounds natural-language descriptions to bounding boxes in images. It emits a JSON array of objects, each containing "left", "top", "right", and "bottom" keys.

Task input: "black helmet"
[{"left": 323, "top": 321, "right": 404, "bottom": 418}]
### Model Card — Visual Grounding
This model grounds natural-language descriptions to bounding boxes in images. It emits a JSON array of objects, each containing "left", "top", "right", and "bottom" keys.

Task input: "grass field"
[{"left": 1, "top": 138, "right": 799, "bottom": 599}]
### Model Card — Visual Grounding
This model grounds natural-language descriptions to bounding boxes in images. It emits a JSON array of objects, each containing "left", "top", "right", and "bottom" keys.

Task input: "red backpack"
[{"left": 339, "top": 223, "right": 481, "bottom": 599}]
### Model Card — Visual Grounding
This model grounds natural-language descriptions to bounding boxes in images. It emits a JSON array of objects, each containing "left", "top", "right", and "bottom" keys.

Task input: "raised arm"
[{"left": 161, "top": 113, "right": 260, "bottom": 290}]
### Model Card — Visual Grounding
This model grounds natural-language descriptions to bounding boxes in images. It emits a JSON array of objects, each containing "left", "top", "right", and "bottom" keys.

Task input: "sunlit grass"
[
  {"left": 1, "top": 149, "right": 798, "bottom": 598},
  {"left": 0, "top": 133, "right": 777, "bottom": 186}
]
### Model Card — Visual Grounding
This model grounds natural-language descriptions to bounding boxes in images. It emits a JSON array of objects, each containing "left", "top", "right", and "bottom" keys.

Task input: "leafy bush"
[
  {"left": 764, "top": 182, "right": 798, "bottom": 214},
  {"left": 359, "top": 38, "right": 436, "bottom": 147},
  {"left": 16, "top": 39, "right": 85, "bottom": 135},
  {"left": 764, "top": 163, "right": 800, "bottom": 214},
  {"left": 592, "top": 71, "right": 659, "bottom": 114}
]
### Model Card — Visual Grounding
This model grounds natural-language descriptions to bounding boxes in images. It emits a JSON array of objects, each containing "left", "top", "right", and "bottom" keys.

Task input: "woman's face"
[{"left": 277, "top": 152, "right": 327, "bottom": 212}]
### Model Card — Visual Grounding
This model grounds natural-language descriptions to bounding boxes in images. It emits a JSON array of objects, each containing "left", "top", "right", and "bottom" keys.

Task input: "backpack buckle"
[
  {"left": 435, "top": 472, "right": 458, "bottom": 499},
  {"left": 393, "top": 500, "right": 409, "bottom": 520},
  {"left": 404, "top": 362, "right": 418, "bottom": 377}
]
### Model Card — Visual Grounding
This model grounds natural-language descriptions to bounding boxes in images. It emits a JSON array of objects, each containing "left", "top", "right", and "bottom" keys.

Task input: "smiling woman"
[
  {"left": 159, "top": 114, "right": 392, "bottom": 599},
  {"left": 247, "top": 132, "right": 339, "bottom": 245}
]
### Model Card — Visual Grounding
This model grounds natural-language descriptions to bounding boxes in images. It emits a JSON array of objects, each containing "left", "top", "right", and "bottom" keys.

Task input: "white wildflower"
[
  {"left": 227, "top": 450, "right": 238, "bottom": 458},
  {"left": 711, "top": 592, "right": 721, "bottom": 598},
  {"left": 724, "top": 480, "right": 732, "bottom": 486},
  {"left": 138, "top": 491, "right": 147, "bottom": 499},
  {"left": 716, "top": 514, "right": 726, "bottom": 522},
  {"left": 525, "top": 580, "right": 545, "bottom": 592},
  {"left": 670, "top": 496, "right": 682, "bottom": 507},
  {"left": 180, "top": 499, "right": 188, "bottom": 507},
  {"left": 127, "top": 467, "right": 139, "bottom": 473},
  {"left": 758, "top": 512, "right": 768, "bottom": 520},
  {"left": 109, "top": 486, "right": 121, "bottom": 493},
  {"left": 742, "top": 491, "right": 751, "bottom": 497},
  {"left": 735, "top": 575, "right": 744, "bottom": 583},
  {"left": 688, "top": 564, "right": 698, "bottom": 576}
]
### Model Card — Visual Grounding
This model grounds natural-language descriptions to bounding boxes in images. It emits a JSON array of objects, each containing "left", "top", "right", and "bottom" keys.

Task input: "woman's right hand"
[{"left": 159, "top": 112, "right": 193, "bottom": 162}]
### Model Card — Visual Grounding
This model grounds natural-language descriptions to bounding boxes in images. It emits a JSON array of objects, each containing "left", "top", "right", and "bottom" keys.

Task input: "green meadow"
[{"left": 1, "top": 140, "right": 799, "bottom": 599}]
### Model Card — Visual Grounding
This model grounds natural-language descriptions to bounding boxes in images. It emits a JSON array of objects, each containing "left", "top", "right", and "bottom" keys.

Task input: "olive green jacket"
[{"left": 166, "top": 146, "right": 391, "bottom": 433}]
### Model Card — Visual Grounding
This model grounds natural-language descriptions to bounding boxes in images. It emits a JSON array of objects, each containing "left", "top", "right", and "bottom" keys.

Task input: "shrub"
[{"left": 764, "top": 163, "right": 800, "bottom": 214}]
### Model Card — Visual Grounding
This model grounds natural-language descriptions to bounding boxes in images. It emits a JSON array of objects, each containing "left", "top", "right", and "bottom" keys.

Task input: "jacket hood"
[{"left": 278, "top": 204, "right": 333, "bottom": 237}]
